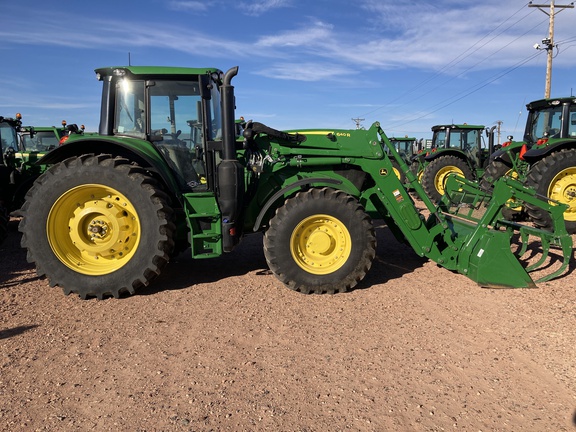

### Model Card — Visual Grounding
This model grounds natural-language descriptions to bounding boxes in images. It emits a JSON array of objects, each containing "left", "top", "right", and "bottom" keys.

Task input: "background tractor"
[
  {"left": 421, "top": 123, "right": 496, "bottom": 201},
  {"left": 0, "top": 117, "right": 54, "bottom": 220},
  {"left": 481, "top": 96, "right": 576, "bottom": 233},
  {"left": 0, "top": 114, "right": 23, "bottom": 243},
  {"left": 20, "top": 122, "right": 68, "bottom": 153},
  {"left": 387, "top": 136, "right": 418, "bottom": 184},
  {"left": 19, "top": 65, "right": 572, "bottom": 299}
]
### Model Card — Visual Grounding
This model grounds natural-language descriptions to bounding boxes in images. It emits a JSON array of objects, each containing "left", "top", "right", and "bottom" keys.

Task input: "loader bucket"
[{"left": 438, "top": 175, "right": 572, "bottom": 288}]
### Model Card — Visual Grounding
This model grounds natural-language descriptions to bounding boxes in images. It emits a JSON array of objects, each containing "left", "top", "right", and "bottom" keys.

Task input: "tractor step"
[{"left": 183, "top": 192, "right": 223, "bottom": 258}]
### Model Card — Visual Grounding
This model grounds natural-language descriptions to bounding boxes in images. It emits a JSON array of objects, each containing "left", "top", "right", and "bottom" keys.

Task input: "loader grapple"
[
  {"left": 376, "top": 123, "right": 573, "bottom": 289},
  {"left": 438, "top": 175, "right": 572, "bottom": 288}
]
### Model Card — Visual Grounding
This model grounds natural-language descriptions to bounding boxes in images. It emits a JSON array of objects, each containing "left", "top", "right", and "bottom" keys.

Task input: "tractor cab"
[
  {"left": 388, "top": 136, "right": 417, "bottom": 159},
  {"left": 92, "top": 66, "right": 228, "bottom": 192},
  {"left": 523, "top": 97, "right": 576, "bottom": 146},
  {"left": 429, "top": 124, "right": 492, "bottom": 169}
]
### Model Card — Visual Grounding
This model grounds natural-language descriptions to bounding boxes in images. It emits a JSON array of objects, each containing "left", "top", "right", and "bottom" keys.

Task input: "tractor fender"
[
  {"left": 424, "top": 149, "right": 466, "bottom": 162},
  {"left": 37, "top": 137, "right": 182, "bottom": 198},
  {"left": 489, "top": 146, "right": 518, "bottom": 165},
  {"left": 522, "top": 139, "right": 576, "bottom": 164},
  {"left": 424, "top": 149, "right": 473, "bottom": 169},
  {"left": 252, "top": 177, "right": 343, "bottom": 232}
]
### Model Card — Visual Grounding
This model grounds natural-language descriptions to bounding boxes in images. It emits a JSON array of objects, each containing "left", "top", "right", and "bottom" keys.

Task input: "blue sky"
[{"left": 1, "top": 0, "right": 575, "bottom": 143}]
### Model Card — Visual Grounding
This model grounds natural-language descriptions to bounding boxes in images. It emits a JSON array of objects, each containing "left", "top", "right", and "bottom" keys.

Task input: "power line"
[
  {"left": 385, "top": 50, "right": 545, "bottom": 130},
  {"left": 356, "top": 3, "right": 539, "bottom": 120}
]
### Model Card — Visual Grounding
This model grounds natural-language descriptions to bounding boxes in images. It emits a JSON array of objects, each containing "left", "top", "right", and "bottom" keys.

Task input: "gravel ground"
[{"left": 1, "top": 212, "right": 575, "bottom": 431}]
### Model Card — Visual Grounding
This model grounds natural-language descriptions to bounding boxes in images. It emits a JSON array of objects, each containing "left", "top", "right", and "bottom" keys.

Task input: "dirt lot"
[{"left": 1, "top": 212, "right": 575, "bottom": 432}]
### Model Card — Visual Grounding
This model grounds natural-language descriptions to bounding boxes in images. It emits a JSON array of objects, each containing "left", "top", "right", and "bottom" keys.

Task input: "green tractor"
[
  {"left": 0, "top": 114, "right": 23, "bottom": 243},
  {"left": 19, "top": 65, "right": 572, "bottom": 299},
  {"left": 1, "top": 120, "right": 55, "bottom": 220},
  {"left": 421, "top": 123, "right": 496, "bottom": 201},
  {"left": 20, "top": 122, "right": 69, "bottom": 153},
  {"left": 481, "top": 96, "right": 576, "bottom": 233},
  {"left": 387, "top": 136, "right": 418, "bottom": 184}
]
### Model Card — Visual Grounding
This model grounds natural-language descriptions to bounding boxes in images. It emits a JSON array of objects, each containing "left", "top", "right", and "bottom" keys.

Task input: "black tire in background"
[
  {"left": 19, "top": 154, "right": 175, "bottom": 299},
  {"left": 421, "top": 155, "right": 474, "bottom": 202},
  {"left": 390, "top": 160, "right": 406, "bottom": 185},
  {"left": 0, "top": 204, "right": 8, "bottom": 245},
  {"left": 479, "top": 159, "right": 526, "bottom": 222},
  {"left": 525, "top": 148, "right": 576, "bottom": 234},
  {"left": 263, "top": 187, "right": 376, "bottom": 294}
]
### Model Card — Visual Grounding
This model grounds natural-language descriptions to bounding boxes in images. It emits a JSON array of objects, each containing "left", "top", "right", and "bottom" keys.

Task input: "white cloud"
[
  {"left": 254, "top": 62, "right": 354, "bottom": 81},
  {"left": 238, "top": 0, "right": 293, "bottom": 16},
  {"left": 167, "top": 1, "right": 210, "bottom": 12}
]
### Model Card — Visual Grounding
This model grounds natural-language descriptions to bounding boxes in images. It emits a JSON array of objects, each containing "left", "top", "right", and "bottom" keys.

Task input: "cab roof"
[{"left": 94, "top": 66, "right": 223, "bottom": 79}]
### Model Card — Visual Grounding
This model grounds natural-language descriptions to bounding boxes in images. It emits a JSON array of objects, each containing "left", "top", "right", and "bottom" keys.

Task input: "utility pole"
[
  {"left": 351, "top": 118, "right": 365, "bottom": 129},
  {"left": 494, "top": 120, "right": 503, "bottom": 145},
  {"left": 529, "top": 0, "right": 574, "bottom": 98}
]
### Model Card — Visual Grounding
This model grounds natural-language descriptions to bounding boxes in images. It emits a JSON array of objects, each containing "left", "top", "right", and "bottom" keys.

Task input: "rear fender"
[
  {"left": 522, "top": 139, "right": 576, "bottom": 163},
  {"left": 424, "top": 149, "right": 467, "bottom": 163},
  {"left": 38, "top": 137, "right": 181, "bottom": 197}
]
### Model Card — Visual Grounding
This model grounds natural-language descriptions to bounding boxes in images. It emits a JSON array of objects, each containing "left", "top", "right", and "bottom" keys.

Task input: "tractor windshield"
[
  {"left": 114, "top": 79, "right": 146, "bottom": 139},
  {"left": 433, "top": 130, "right": 447, "bottom": 148},
  {"left": 113, "top": 78, "right": 222, "bottom": 145},
  {"left": 527, "top": 105, "right": 563, "bottom": 143},
  {"left": 21, "top": 130, "right": 61, "bottom": 152},
  {"left": 449, "top": 129, "right": 480, "bottom": 150}
]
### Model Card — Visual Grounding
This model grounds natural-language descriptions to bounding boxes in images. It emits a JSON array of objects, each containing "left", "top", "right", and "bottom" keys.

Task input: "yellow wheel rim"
[
  {"left": 47, "top": 184, "right": 141, "bottom": 275},
  {"left": 548, "top": 167, "right": 576, "bottom": 222},
  {"left": 435, "top": 166, "right": 464, "bottom": 195},
  {"left": 417, "top": 169, "right": 424, "bottom": 182},
  {"left": 504, "top": 170, "right": 523, "bottom": 211},
  {"left": 290, "top": 214, "right": 351, "bottom": 275},
  {"left": 392, "top": 166, "right": 402, "bottom": 180}
]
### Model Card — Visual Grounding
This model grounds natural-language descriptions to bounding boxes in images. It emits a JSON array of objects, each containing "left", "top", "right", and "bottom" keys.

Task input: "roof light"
[{"left": 113, "top": 68, "right": 127, "bottom": 77}]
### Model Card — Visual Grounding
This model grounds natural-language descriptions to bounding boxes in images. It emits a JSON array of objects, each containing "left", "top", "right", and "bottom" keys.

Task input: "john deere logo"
[{"left": 379, "top": 168, "right": 388, "bottom": 176}]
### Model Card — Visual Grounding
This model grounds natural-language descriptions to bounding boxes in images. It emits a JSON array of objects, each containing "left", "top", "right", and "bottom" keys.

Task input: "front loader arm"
[{"left": 367, "top": 123, "right": 573, "bottom": 288}]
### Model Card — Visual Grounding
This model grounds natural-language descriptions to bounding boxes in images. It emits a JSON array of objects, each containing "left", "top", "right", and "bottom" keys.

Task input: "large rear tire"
[
  {"left": 263, "top": 187, "right": 376, "bottom": 294},
  {"left": 479, "top": 159, "right": 525, "bottom": 221},
  {"left": 421, "top": 155, "right": 474, "bottom": 202},
  {"left": 19, "top": 154, "right": 175, "bottom": 299},
  {"left": 524, "top": 148, "right": 576, "bottom": 234}
]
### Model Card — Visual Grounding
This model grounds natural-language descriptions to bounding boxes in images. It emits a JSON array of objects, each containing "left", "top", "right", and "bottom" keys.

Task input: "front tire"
[
  {"left": 421, "top": 155, "right": 474, "bottom": 202},
  {"left": 263, "top": 187, "right": 376, "bottom": 294},
  {"left": 524, "top": 148, "right": 576, "bottom": 234},
  {"left": 19, "top": 154, "right": 175, "bottom": 299}
]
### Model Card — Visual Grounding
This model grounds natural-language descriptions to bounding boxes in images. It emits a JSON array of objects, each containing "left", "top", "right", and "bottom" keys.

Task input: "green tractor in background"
[
  {"left": 0, "top": 114, "right": 23, "bottom": 243},
  {"left": 0, "top": 114, "right": 59, "bottom": 244},
  {"left": 18, "top": 65, "right": 572, "bottom": 299},
  {"left": 481, "top": 96, "right": 576, "bottom": 233},
  {"left": 387, "top": 136, "right": 419, "bottom": 184},
  {"left": 421, "top": 123, "right": 496, "bottom": 202},
  {"left": 20, "top": 122, "right": 68, "bottom": 153}
]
